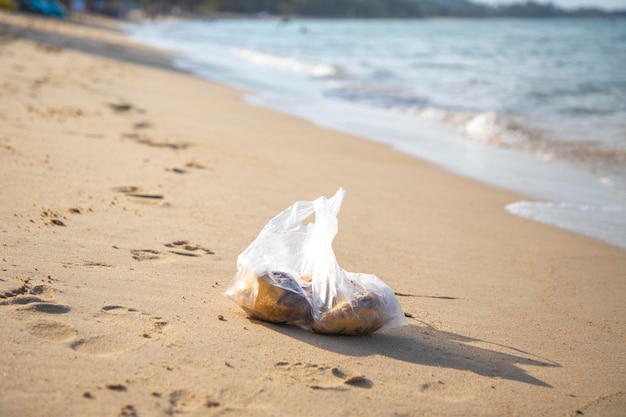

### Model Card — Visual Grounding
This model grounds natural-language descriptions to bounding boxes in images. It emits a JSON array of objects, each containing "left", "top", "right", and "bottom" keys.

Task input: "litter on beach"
[{"left": 226, "top": 188, "right": 407, "bottom": 335}]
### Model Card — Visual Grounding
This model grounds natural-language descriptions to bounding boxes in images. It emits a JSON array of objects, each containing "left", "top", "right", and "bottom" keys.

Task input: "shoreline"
[
  {"left": 126, "top": 17, "right": 626, "bottom": 251},
  {"left": 1, "top": 11, "right": 625, "bottom": 417}
]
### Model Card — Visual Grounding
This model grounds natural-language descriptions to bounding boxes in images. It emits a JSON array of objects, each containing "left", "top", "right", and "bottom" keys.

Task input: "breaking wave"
[{"left": 229, "top": 48, "right": 338, "bottom": 78}]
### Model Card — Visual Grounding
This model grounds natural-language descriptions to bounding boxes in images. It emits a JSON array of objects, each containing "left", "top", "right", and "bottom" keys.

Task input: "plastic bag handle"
[
  {"left": 236, "top": 189, "right": 345, "bottom": 274},
  {"left": 308, "top": 188, "right": 346, "bottom": 308}
]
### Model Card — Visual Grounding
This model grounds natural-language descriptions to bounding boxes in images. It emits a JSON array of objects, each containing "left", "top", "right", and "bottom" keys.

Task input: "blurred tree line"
[
  {"left": 76, "top": 0, "right": 626, "bottom": 18},
  {"left": 138, "top": 0, "right": 426, "bottom": 17}
]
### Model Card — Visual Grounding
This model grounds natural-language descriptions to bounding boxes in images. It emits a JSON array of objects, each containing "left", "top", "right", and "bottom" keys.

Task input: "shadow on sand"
[{"left": 261, "top": 319, "right": 559, "bottom": 388}]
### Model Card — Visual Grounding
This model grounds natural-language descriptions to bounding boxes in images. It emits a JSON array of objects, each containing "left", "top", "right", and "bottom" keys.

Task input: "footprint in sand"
[
  {"left": 0, "top": 278, "right": 78, "bottom": 343},
  {"left": 27, "top": 105, "right": 85, "bottom": 121},
  {"left": 133, "top": 121, "right": 151, "bottom": 130},
  {"left": 26, "top": 319, "right": 77, "bottom": 342},
  {"left": 165, "top": 389, "right": 220, "bottom": 415},
  {"left": 100, "top": 306, "right": 169, "bottom": 336},
  {"left": 572, "top": 391, "right": 626, "bottom": 417},
  {"left": 0, "top": 280, "right": 30, "bottom": 299},
  {"left": 1, "top": 278, "right": 170, "bottom": 355},
  {"left": 165, "top": 160, "right": 209, "bottom": 175},
  {"left": 37, "top": 206, "right": 85, "bottom": 227},
  {"left": 270, "top": 361, "right": 373, "bottom": 391},
  {"left": 107, "top": 102, "right": 135, "bottom": 114},
  {"left": 130, "top": 249, "right": 163, "bottom": 262},
  {"left": 70, "top": 305, "right": 169, "bottom": 356},
  {"left": 112, "top": 186, "right": 165, "bottom": 205},
  {"left": 119, "top": 133, "right": 189, "bottom": 150},
  {"left": 70, "top": 334, "right": 139, "bottom": 355},
  {"left": 164, "top": 240, "right": 215, "bottom": 257},
  {"left": 0, "top": 279, "right": 70, "bottom": 313},
  {"left": 133, "top": 136, "right": 189, "bottom": 150},
  {"left": 165, "top": 167, "right": 188, "bottom": 175},
  {"left": 22, "top": 303, "right": 72, "bottom": 314},
  {"left": 130, "top": 241, "right": 214, "bottom": 262},
  {"left": 118, "top": 404, "right": 138, "bottom": 417}
]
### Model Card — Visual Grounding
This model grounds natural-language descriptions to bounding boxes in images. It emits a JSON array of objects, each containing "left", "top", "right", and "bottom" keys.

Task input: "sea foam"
[{"left": 230, "top": 48, "right": 337, "bottom": 78}]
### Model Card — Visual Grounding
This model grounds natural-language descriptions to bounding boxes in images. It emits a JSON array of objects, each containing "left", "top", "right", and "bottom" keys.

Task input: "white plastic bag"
[{"left": 225, "top": 188, "right": 407, "bottom": 335}]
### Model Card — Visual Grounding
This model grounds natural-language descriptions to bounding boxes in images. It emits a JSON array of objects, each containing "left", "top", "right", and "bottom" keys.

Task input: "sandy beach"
[{"left": 1, "top": 11, "right": 625, "bottom": 417}]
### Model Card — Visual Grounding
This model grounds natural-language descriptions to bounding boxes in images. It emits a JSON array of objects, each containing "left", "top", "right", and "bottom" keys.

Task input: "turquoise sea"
[{"left": 128, "top": 18, "right": 626, "bottom": 249}]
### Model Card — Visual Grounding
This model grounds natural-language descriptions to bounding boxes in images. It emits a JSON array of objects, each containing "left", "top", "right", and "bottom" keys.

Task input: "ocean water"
[{"left": 127, "top": 18, "right": 626, "bottom": 249}]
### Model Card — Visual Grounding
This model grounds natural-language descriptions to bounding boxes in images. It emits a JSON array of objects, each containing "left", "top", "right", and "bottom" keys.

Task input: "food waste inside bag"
[{"left": 225, "top": 188, "right": 407, "bottom": 335}]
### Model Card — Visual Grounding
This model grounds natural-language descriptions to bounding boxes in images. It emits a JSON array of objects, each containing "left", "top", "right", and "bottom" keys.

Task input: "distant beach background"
[{"left": 128, "top": 18, "right": 626, "bottom": 249}]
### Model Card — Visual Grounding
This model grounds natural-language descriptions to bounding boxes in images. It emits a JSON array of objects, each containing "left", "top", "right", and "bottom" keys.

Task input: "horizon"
[{"left": 472, "top": 0, "right": 626, "bottom": 11}]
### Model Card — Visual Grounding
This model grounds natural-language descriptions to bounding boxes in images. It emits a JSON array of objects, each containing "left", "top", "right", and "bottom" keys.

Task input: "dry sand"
[{"left": 1, "top": 11, "right": 625, "bottom": 417}]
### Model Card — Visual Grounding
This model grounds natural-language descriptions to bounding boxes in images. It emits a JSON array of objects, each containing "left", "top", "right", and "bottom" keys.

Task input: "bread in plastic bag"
[
  {"left": 231, "top": 270, "right": 313, "bottom": 325},
  {"left": 225, "top": 188, "right": 407, "bottom": 335}
]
